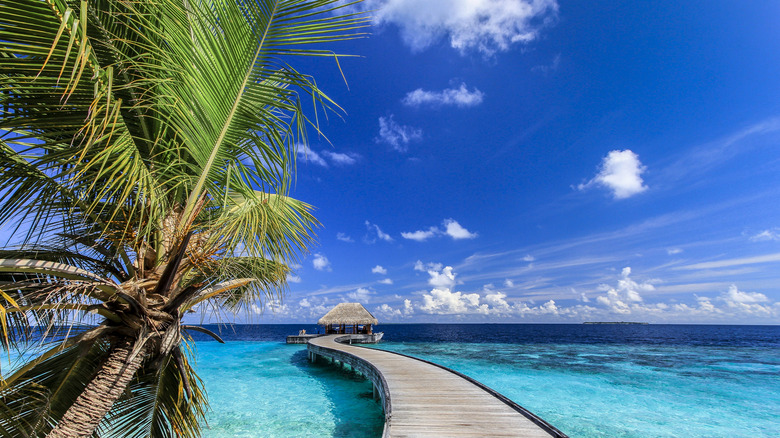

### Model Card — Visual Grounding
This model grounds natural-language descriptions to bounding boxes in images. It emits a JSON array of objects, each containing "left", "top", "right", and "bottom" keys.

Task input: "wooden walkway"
[{"left": 307, "top": 335, "right": 567, "bottom": 438}]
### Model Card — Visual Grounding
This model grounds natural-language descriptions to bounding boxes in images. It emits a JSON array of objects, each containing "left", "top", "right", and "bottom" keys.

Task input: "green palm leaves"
[{"left": 0, "top": 0, "right": 366, "bottom": 436}]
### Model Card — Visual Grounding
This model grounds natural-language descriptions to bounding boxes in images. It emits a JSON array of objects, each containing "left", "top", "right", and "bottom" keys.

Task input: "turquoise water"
[
  {"left": 196, "top": 342, "right": 383, "bottom": 437},
  {"left": 369, "top": 342, "right": 780, "bottom": 437},
  {"left": 4, "top": 325, "right": 779, "bottom": 437},
  {"left": 196, "top": 339, "right": 780, "bottom": 437}
]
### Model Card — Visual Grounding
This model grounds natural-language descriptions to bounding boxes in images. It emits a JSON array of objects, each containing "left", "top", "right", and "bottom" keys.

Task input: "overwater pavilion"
[{"left": 318, "top": 302, "right": 378, "bottom": 335}]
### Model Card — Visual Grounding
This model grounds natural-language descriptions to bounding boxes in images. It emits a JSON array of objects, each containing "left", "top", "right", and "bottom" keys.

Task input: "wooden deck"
[{"left": 307, "top": 335, "right": 567, "bottom": 438}]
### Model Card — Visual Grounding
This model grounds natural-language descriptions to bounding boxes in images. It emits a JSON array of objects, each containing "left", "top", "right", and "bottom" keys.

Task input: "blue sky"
[
  {"left": 234, "top": 0, "right": 780, "bottom": 324},
  {"left": 8, "top": 0, "right": 770, "bottom": 325}
]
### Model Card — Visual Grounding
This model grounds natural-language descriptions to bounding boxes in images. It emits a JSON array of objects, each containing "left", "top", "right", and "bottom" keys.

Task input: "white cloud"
[
  {"left": 414, "top": 260, "right": 443, "bottom": 272},
  {"left": 522, "top": 254, "right": 535, "bottom": 262},
  {"left": 483, "top": 290, "right": 511, "bottom": 312},
  {"left": 312, "top": 253, "right": 332, "bottom": 272},
  {"left": 374, "top": 299, "right": 414, "bottom": 320},
  {"left": 401, "top": 227, "right": 439, "bottom": 242},
  {"left": 403, "top": 83, "right": 484, "bottom": 107},
  {"left": 377, "top": 115, "right": 422, "bottom": 152},
  {"left": 541, "top": 300, "right": 559, "bottom": 314},
  {"left": 298, "top": 148, "right": 328, "bottom": 167},
  {"left": 420, "top": 288, "right": 482, "bottom": 314},
  {"left": 578, "top": 150, "right": 648, "bottom": 199},
  {"left": 443, "top": 219, "right": 478, "bottom": 239},
  {"left": 376, "top": 303, "right": 402, "bottom": 318},
  {"left": 667, "top": 248, "right": 684, "bottom": 255},
  {"left": 378, "top": 278, "right": 394, "bottom": 285},
  {"left": 678, "top": 252, "right": 780, "bottom": 270},
  {"left": 297, "top": 148, "right": 359, "bottom": 167},
  {"left": 403, "top": 299, "right": 414, "bottom": 315},
  {"left": 717, "top": 285, "right": 773, "bottom": 316},
  {"left": 322, "top": 150, "right": 359, "bottom": 165},
  {"left": 286, "top": 274, "right": 302, "bottom": 283},
  {"left": 402, "top": 219, "right": 477, "bottom": 242},
  {"left": 595, "top": 267, "right": 654, "bottom": 314},
  {"left": 721, "top": 284, "right": 768, "bottom": 304},
  {"left": 362, "top": 0, "right": 559, "bottom": 55},
  {"left": 750, "top": 228, "right": 780, "bottom": 242},
  {"left": 365, "top": 221, "right": 394, "bottom": 243},
  {"left": 371, "top": 265, "right": 388, "bottom": 275},
  {"left": 347, "top": 287, "right": 374, "bottom": 302},
  {"left": 427, "top": 266, "right": 457, "bottom": 290},
  {"left": 503, "top": 279, "right": 514, "bottom": 288},
  {"left": 336, "top": 232, "right": 354, "bottom": 243}
]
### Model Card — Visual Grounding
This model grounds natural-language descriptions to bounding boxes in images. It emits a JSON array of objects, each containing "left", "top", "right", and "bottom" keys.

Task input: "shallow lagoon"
[{"left": 197, "top": 324, "right": 780, "bottom": 437}]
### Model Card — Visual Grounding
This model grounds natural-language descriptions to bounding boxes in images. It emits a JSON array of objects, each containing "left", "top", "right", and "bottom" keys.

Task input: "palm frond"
[
  {"left": 0, "top": 336, "right": 112, "bottom": 437},
  {"left": 102, "top": 345, "right": 207, "bottom": 438}
]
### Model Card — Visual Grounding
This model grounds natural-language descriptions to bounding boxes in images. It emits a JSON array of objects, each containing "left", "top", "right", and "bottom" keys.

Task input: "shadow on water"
[{"left": 290, "top": 348, "right": 383, "bottom": 438}]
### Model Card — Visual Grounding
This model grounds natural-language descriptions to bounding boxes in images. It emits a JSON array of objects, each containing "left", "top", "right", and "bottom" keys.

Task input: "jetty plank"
[{"left": 308, "top": 335, "right": 566, "bottom": 438}]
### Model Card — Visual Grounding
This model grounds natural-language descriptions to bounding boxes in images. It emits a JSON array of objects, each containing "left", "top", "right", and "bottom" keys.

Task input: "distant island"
[{"left": 583, "top": 321, "right": 649, "bottom": 325}]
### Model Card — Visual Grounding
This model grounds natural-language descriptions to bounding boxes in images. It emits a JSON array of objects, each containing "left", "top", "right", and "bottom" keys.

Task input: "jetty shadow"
[{"left": 290, "top": 348, "right": 383, "bottom": 438}]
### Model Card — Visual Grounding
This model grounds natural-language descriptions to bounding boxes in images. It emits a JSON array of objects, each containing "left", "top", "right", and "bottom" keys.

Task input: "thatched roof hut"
[{"left": 318, "top": 302, "right": 378, "bottom": 326}]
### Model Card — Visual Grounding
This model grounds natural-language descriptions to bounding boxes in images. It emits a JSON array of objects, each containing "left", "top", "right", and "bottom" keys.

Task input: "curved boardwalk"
[{"left": 308, "top": 335, "right": 566, "bottom": 438}]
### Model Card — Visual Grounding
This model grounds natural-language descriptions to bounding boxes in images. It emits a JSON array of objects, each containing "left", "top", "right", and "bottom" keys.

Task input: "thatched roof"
[{"left": 318, "top": 303, "right": 378, "bottom": 325}]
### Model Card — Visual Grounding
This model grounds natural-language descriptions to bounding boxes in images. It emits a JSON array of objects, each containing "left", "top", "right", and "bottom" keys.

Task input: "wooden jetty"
[{"left": 308, "top": 335, "right": 567, "bottom": 438}]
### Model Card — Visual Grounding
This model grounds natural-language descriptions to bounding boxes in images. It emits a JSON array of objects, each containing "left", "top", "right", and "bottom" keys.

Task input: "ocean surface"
[
  {"left": 191, "top": 324, "right": 780, "bottom": 437},
  {"left": 3, "top": 324, "right": 777, "bottom": 436}
]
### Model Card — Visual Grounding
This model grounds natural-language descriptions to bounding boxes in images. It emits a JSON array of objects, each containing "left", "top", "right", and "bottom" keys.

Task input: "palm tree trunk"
[{"left": 48, "top": 338, "right": 145, "bottom": 438}]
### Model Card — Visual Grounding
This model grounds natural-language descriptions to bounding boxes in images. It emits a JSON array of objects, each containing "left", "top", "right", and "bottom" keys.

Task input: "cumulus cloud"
[
  {"left": 347, "top": 287, "right": 374, "bottom": 302},
  {"left": 414, "top": 260, "right": 442, "bottom": 272},
  {"left": 483, "top": 290, "right": 512, "bottom": 312},
  {"left": 401, "top": 227, "right": 439, "bottom": 242},
  {"left": 578, "top": 150, "right": 648, "bottom": 199},
  {"left": 376, "top": 303, "right": 402, "bottom": 318},
  {"left": 443, "top": 219, "right": 478, "bottom": 239},
  {"left": 716, "top": 285, "right": 774, "bottom": 316},
  {"left": 402, "top": 219, "right": 477, "bottom": 242},
  {"left": 372, "top": 265, "right": 388, "bottom": 275},
  {"left": 312, "top": 253, "right": 332, "bottom": 272},
  {"left": 522, "top": 254, "right": 535, "bottom": 262},
  {"left": 336, "top": 232, "right": 354, "bottom": 243},
  {"left": 426, "top": 265, "right": 457, "bottom": 290},
  {"left": 378, "top": 278, "right": 394, "bottom": 285},
  {"left": 503, "top": 279, "right": 515, "bottom": 288},
  {"left": 286, "top": 274, "right": 302, "bottom": 283},
  {"left": 374, "top": 299, "right": 414, "bottom": 320},
  {"left": 377, "top": 115, "right": 422, "bottom": 152},
  {"left": 361, "top": 0, "right": 559, "bottom": 55},
  {"left": 595, "top": 267, "right": 654, "bottom": 314},
  {"left": 420, "top": 288, "right": 482, "bottom": 314},
  {"left": 403, "top": 83, "right": 484, "bottom": 108},
  {"left": 365, "top": 221, "right": 394, "bottom": 243}
]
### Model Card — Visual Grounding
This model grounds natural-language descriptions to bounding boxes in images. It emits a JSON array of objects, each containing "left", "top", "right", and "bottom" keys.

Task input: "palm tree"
[{"left": 0, "top": 0, "right": 366, "bottom": 436}]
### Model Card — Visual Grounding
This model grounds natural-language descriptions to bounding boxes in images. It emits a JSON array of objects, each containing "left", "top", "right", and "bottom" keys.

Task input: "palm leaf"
[
  {"left": 0, "top": 336, "right": 111, "bottom": 437},
  {"left": 102, "top": 345, "right": 207, "bottom": 438}
]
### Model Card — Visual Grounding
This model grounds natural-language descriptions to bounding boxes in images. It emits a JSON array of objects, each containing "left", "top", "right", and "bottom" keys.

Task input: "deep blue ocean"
[{"left": 191, "top": 324, "right": 780, "bottom": 437}]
